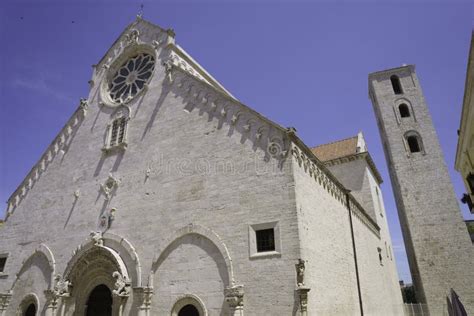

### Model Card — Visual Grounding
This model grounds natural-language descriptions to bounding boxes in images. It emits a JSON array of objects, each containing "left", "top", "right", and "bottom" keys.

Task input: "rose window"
[{"left": 108, "top": 53, "right": 155, "bottom": 103}]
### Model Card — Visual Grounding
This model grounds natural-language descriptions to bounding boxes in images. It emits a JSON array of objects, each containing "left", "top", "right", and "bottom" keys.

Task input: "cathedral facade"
[{"left": 0, "top": 18, "right": 403, "bottom": 316}]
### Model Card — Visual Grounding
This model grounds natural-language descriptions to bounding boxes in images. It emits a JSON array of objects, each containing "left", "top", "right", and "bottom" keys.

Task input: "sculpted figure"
[
  {"left": 90, "top": 231, "right": 104, "bottom": 247},
  {"left": 296, "top": 259, "right": 305, "bottom": 287},
  {"left": 112, "top": 271, "right": 131, "bottom": 297},
  {"left": 53, "top": 274, "right": 72, "bottom": 297}
]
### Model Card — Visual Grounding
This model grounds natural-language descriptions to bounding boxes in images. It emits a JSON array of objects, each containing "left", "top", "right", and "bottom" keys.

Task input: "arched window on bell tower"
[
  {"left": 404, "top": 131, "right": 424, "bottom": 154},
  {"left": 390, "top": 75, "right": 403, "bottom": 95},
  {"left": 399, "top": 103, "right": 410, "bottom": 118}
]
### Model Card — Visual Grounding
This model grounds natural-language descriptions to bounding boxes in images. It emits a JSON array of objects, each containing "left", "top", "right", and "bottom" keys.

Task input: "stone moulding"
[
  {"left": 168, "top": 67, "right": 291, "bottom": 163},
  {"left": 323, "top": 152, "right": 383, "bottom": 184},
  {"left": 5, "top": 99, "right": 88, "bottom": 220},
  {"left": 150, "top": 223, "right": 235, "bottom": 287},
  {"left": 9, "top": 243, "right": 57, "bottom": 292},
  {"left": 290, "top": 143, "right": 380, "bottom": 238}
]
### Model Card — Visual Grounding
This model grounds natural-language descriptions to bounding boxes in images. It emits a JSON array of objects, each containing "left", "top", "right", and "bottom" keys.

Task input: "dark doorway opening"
[
  {"left": 24, "top": 303, "right": 36, "bottom": 316},
  {"left": 86, "top": 284, "right": 113, "bottom": 316},
  {"left": 178, "top": 304, "right": 199, "bottom": 316}
]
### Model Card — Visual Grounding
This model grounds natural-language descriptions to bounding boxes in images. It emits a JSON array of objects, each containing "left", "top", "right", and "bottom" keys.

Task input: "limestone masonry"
[
  {"left": 1, "top": 17, "right": 406, "bottom": 315},
  {"left": 369, "top": 65, "right": 474, "bottom": 315}
]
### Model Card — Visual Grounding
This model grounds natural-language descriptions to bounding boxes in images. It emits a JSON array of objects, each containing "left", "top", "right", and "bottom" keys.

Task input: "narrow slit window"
[
  {"left": 407, "top": 136, "right": 421, "bottom": 153},
  {"left": 466, "top": 173, "right": 474, "bottom": 194},
  {"left": 399, "top": 104, "right": 410, "bottom": 118},
  {"left": 390, "top": 75, "right": 403, "bottom": 94},
  {"left": 0, "top": 256, "right": 7, "bottom": 273},
  {"left": 256, "top": 228, "right": 275, "bottom": 252}
]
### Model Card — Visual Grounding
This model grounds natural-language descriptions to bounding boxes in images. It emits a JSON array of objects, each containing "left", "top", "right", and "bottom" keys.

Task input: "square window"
[
  {"left": 0, "top": 256, "right": 7, "bottom": 273},
  {"left": 256, "top": 229, "right": 275, "bottom": 252},
  {"left": 249, "top": 221, "right": 281, "bottom": 259}
]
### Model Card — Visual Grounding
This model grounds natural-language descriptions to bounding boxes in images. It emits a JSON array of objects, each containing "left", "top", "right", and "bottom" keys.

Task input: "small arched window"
[
  {"left": 390, "top": 75, "right": 403, "bottom": 94},
  {"left": 407, "top": 135, "right": 421, "bottom": 153},
  {"left": 399, "top": 103, "right": 410, "bottom": 118},
  {"left": 104, "top": 110, "right": 129, "bottom": 152},
  {"left": 110, "top": 117, "right": 127, "bottom": 147}
]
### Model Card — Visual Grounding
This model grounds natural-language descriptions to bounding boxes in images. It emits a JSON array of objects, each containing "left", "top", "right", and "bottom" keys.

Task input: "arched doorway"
[
  {"left": 85, "top": 284, "right": 112, "bottom": 316},
  {"left": 24, "top": 303, "right": 36, "bottom": 316},
  {"left": 178, "top": 304, "right": 199, "bottom": 316}
]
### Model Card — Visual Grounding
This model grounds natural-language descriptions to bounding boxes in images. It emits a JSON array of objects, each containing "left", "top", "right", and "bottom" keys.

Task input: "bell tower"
[{"left": 368, "top": 65, "right": 474, "bottom": 315}]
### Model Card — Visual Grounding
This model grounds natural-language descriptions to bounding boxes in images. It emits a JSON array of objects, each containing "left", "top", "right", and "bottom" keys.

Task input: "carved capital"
[
  {"left": 44, "top": 289, "right": 59, "bottom": 311},
  {"left": 112, "top": 271, "right": 131, "bottom": 298},
  {"left": 53, "top": 274, "right": 73, "bottom": 298},
  {"left": 90, "top": 231, "right": 104, "bottom": 247},
  {"left": 295, "top": 287, "right": 310, "bottom": 315},
  {"left": 225, "top": 284, "right": 244, "bottom": 309},
  {"left": 0, "top": 292, "right": 12, "bottom": 312},
  {"left": 133, "top": 287, "right": 154, "bottom": 310}
]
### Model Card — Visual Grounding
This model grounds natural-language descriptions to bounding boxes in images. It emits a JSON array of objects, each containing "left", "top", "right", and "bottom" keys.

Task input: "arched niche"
[
  {"left": 10, "top": 244, "right": 56, "bottom": 292},
  {"left": 150, "top": 224, "right": 234, "bottom": 286},
  {"left": 149, "top": 224, "right": 234, "bottom": 315}
]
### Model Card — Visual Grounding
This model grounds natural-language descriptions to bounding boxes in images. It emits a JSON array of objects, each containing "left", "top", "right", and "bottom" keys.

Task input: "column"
[
  {"left": 0, "top": 292, "right": 12, "bottom": 316},
  {"left": 133, "top": 287, "right": 154, "bottom": 316},
  {"left": 225, "top": 284, "right": 244, "bottom": 316}
]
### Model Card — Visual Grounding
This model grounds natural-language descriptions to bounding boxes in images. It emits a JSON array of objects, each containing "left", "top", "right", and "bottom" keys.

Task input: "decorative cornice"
[
  {"left": 290, "top": 141, "right": 380, "bottom": 238},
  {"left": 165, "top": 65, "right": 291, "bottom": 164},
  {"left": 5, "top": 99, "right": 88, "bottom": 220}
]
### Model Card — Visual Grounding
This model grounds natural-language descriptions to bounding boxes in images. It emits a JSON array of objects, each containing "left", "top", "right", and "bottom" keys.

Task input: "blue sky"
[{"left": 0, "top": 1, "right": 472, "bottom": 284}]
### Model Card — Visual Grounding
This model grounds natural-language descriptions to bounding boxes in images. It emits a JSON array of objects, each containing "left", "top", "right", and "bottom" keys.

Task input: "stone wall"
[{"left": 369, "top": 65, "right": 474, "bottom": 315}]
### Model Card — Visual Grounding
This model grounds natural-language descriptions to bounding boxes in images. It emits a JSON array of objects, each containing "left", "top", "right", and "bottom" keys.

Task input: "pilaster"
[
  {"left": 133, "top": 287, "right": 153, "bottom": 316},
  {"left": 225, "top": 284, "right": 244, "bottom": 316}
]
